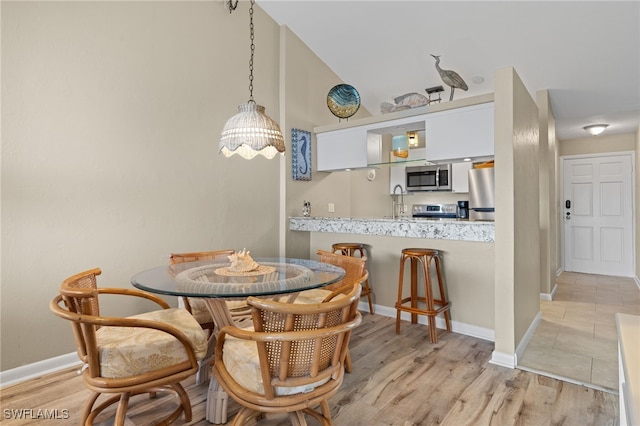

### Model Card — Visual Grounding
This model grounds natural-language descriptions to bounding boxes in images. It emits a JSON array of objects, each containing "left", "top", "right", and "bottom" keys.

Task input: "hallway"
[{"left": 518, "top": 272, "right": 640, "bottom": 392}]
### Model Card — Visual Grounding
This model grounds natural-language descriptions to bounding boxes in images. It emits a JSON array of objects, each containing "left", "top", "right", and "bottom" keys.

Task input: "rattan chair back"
[
  {"left": 214, "top": 284, "right": 362, "bottom": 424},
  {"left": 316, "top": 249, "right": 366, "bottom": 291},
  {"left": 169, "top": 249, "right": 234, "bottom": 265},
  {"left": 50, "top": 268, "right": 204, "bottom": 425}
]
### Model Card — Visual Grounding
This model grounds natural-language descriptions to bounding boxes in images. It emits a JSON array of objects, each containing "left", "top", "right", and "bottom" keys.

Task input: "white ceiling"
[{"left": 258, "top": 1, "right": 640, "bottom": 140}]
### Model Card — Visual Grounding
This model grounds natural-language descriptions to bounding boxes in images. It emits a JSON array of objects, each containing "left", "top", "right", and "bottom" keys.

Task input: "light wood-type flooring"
[
  {"left": 1, "top": 312, "right": 619, "bottom": 425},
  {"left": 519, "top": 272, "right": 640, "bottom": 392}
]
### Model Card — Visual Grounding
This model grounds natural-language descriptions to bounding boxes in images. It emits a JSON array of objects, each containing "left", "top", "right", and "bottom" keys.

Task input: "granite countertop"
[{"left": 289, "top": 216, "right": 494, "bottom": 243}]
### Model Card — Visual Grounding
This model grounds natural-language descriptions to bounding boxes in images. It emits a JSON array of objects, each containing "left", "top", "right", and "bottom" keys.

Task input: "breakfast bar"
[
  {"left": 290, "top": 216, "right": 495, "bottom": 242},
  {"left": 290, "top": 216, "right": 496, "bottom": 341}
]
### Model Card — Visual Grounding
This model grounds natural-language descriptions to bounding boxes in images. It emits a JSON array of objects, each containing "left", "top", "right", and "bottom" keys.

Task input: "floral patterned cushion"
[
  {"left": 96, "top": 308, "right": 208, "bottom": 379},
  {"left": 279, "top": 289, "right": 347, "bottom": 305},
  {"left": 222, "top": 326, "right": 329, "bottom": 396},
  {"left": 187, "top": 298, "right": 249, "bottom": 325}
]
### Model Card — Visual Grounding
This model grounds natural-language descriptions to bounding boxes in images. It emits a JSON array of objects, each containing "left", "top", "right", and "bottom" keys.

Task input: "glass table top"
[{"left": 131, "top": 257, "right": 345, "bottom": 299}]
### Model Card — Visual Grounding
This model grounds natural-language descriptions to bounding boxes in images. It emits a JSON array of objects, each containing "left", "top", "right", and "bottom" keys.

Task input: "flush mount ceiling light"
[
  {"left": 583, "top": 124, "right": 609, "bottom": 136},
  {"left": 219, "top": 0, "right": 285, "bottom": 159}
]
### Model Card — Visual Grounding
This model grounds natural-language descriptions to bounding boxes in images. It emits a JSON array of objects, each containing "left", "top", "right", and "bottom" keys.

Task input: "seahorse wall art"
[{"left": 292, "top": 128, "right": 312, "bottom": 181}]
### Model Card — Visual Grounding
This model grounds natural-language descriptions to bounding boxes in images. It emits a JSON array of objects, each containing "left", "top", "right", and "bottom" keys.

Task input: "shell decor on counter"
[
  {"left": 380, "top": 92, "right": 429, "bottom": 114},
  {"left": 227, "top": 248, "right": 260, "bottom": 272}
]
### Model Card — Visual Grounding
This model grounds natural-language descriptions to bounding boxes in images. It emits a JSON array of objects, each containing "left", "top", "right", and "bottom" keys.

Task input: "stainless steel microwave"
[{"left": 406, "top": 164, "right": 452, "bottom": 191}]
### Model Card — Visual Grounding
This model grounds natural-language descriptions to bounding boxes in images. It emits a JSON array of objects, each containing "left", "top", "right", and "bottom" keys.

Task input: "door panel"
[
  {"left": 601, "top": 182, "right": 622, "bottom": 215},
  {"left": 573, "top": 183, "right": 592, "bottom": 215},
  {"left": 601, "top": 228, "right": 623, "bottom": 262},
  {"left": 563, "top": 154, "right": 633, "bottom": 276},
  {"left": 572, "top": 227, "right": 593, "bottom": 261}
]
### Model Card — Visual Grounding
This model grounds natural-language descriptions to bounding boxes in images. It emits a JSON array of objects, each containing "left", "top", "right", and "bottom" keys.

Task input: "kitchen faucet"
[{"left": 392, "top": 184, "right": 405, "bottom": 219}]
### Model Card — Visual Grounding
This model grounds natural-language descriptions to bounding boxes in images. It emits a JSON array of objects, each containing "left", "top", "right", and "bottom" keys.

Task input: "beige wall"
[
  {"left": 559, "top": 133, "right": 636, "bottom": 156},
  {"left": 1, "top": 1, "right": 284, "bottom": 370},
  {"left": 309, "top": 233, "right": 495, "bottom": 331},
  {"left": 536, "top": 90, "right": 559, "bottom": 295},
  {"left": 637, "top": 125, "right": 640, "bottom": 280},
  {"left": 493, "top": 67, "right": 541, "bottom": 360},
  {"left": 279, "top": 27, "right": 372, "bottom": 259}
]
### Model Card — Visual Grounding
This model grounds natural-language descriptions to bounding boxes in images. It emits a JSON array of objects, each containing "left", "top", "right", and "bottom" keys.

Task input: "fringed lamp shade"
[{"left": 219, "top": 102, "right": 285, "bottom": 159}]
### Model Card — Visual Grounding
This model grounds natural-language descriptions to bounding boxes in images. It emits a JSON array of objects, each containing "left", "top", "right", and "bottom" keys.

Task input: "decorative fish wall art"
[{"left": 380, "top": 92, "right": 429, "bottom": 114}]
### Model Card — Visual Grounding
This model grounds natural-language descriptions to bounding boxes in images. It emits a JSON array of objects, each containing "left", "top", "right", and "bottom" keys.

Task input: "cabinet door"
[
  {"left": 426, "top": 103, "right": 494, "bottom": 162},
  {"left": 316, "top": 127, "right": 368, "bottom": 171},
  {"left": 452, "top": 162, "right": 472, "bottom": 193}
]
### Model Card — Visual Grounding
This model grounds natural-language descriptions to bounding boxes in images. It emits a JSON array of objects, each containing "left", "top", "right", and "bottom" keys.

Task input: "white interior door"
[{"left": 563, "top": 154, "right": 634, "bottom": 276}]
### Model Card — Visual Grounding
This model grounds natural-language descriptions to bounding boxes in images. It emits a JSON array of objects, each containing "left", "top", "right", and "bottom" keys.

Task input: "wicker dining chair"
[
  {"left": 169, "top": 249, "right": 255, "bottom": 385},
  {"left": 213, "top": 284, "right": 362, "bottom": 425},
  {"left": 169, "top": 249, "right": 237, "bottom": 333},
  {"left": 50, "top": 268, "right": 208, "bottom": 426},
  {"left": 289, "top": 249, "right": 367, "bottom": 303}
]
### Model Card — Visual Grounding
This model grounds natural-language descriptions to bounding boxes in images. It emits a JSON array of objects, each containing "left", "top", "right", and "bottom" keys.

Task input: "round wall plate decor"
[{"left": 327, "top": 84, "right": 361, "bottom": 119}]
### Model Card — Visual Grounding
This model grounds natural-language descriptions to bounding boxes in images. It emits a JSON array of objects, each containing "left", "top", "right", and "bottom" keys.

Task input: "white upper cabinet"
[
  {"left": 316, "top": 127, "right": 370, "bottom": 171},
  {"left": 425, "top": 103, "right": 494, "bottom": 162},
  {"left": 314, "top": 95, "right": 494, "bottom": 172},
  {"left": 451, "top": 161, "right": 473, "bottom": 193}
]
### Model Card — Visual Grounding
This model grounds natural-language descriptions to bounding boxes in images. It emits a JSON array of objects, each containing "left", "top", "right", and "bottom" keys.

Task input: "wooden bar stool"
[
  {"left": 332, "top": 243, "right": 374, "bottom": 314},
  {"left": 395, "top": 248, "right": 451, "bottom": 343}
]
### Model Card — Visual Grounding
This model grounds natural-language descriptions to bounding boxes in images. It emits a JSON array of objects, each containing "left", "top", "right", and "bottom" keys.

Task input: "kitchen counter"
[
  {"left": 289, "top": 216, "right": 494, "bottom": 243},
  {"left": 292, "top": 218, "right": 496, "bottom": 339},
  {"left": 617, "top": 313, "right": 640, "bottom": 426}
]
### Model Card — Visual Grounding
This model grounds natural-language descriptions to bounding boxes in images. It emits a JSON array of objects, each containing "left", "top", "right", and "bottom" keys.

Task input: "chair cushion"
[
  {"left": 222, "top": 326, "right": 329, "bottom": 396},
  {"left": 187, "top": 298, "right": 249, "bottom": 325},
  {"left": 96, "top": 308, "right": 208, "bottom": 379},
  {"left": 280, "top": 289, "right": 346, "bottom": 305}
]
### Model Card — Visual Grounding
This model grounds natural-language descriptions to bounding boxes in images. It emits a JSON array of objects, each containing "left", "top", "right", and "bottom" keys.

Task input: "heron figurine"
[{"left": 430, "top": 54, "right": 468, "bottom": 101}]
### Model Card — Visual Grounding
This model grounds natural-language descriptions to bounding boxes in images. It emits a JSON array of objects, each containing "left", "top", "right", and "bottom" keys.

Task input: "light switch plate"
[{"left": 328, "top": 203, "right": 335, "bottom": 212}]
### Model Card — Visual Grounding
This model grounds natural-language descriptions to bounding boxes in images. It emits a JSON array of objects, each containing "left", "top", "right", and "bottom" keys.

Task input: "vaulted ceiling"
[{"left": 258, "top": 1, "right": 639, "bottom": 140}]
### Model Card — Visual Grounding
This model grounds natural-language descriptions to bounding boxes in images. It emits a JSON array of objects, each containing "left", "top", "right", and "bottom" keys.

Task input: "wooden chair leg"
[
  {"left": 114, "top": 393, "right": 130, "bottom": 426},
  {"left": 173, "top": 383, "right": 192, "bottom": 422},
  {"left": 82, "top": 392, "right": 100, "bottom": 426},
  {"left": 289, "top": 411, "right": 308, "bottom": 425},
  {"left": 232, "top": 407, "right": 256, "bottom": 426},
  {"left": 395, "top": 255, "right": 407, "bottom": 333},
  {"left": 319, "top": 400, "right": 332, "bottom": 425}
]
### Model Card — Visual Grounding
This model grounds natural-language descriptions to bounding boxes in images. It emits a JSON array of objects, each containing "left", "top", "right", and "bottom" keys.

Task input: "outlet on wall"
[{"left": 328, "top": 203, "right": 335, "bottom": 213}]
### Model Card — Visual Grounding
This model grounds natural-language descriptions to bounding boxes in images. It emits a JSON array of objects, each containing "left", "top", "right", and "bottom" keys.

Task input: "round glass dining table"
[
  {"left": 131, "top": 257, "right": 345, "bottom": 331},
  {"left": 132, "top": 257, "right": 344, "bottom": 424}
]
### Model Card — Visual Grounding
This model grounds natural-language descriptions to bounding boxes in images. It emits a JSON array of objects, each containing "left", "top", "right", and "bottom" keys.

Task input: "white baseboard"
[
  {"left": 516, "top": 310, "right": 542, "bottom": 362},
  {"left": 634, "top": 275, "right": 640, "bottom": 290},
  {"left": 363, "top": 303, "right": 495, "bottom": 342},
  {"left": 0, "top": 352, "right": 81, "bottom": 389},
  {"left": 490, "top": 351, "right": 517, "bottom": 368},
  {"left": 540, "top": 283, "right": 558, "bottom": 301},
  {"left": 489, "top": 311, "right": 541, "bottom": 370},
  {"left": 556, "top": 267, "right": 564, "bottom": 277}
]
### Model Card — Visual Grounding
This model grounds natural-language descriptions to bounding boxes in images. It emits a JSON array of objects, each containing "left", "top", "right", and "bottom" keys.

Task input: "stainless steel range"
[{"left": 412, "top": 204, "right": 457, "bottom": 219}]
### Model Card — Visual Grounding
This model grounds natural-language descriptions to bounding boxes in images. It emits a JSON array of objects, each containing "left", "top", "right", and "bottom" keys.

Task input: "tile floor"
[{"left": 518, "top": 271, "right": 640, "bottom": 392}]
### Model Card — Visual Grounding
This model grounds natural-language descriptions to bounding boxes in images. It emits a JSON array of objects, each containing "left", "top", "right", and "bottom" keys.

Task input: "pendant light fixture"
[{"left": 219, "top": 0, "right": 285, "bottom": 159}]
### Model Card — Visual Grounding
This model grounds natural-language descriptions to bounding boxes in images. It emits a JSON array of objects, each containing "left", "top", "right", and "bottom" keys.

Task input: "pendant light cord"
[{"left": 248, "top": 0, "right": 255, "bottom": 103}]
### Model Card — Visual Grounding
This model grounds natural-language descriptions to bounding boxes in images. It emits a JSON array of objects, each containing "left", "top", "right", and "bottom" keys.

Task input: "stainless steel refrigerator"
[{"left": 468, "top": 167, "right": 495, "bottom": 221}]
